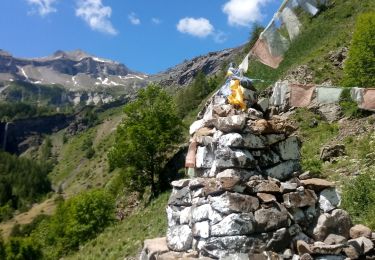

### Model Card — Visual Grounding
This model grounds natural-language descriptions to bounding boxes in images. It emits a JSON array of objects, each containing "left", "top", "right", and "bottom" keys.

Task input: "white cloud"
[
  {"left": 128, "top": 12, "right": 141, "bottom": 25},
  {"left": 151, "top": 17, "right": 161, "bottom": 25},
  {"left": 76, "top": 0, "right": 117, "bottom": 35},
  {"left": 177, "top": 17, "right": 214, "bottom": 38},
  {"left": 26, "top": 0, "right": 58, "bottom": 16},
  {"left": 223, "top": 0, "right": 270, "bottom": 27}
]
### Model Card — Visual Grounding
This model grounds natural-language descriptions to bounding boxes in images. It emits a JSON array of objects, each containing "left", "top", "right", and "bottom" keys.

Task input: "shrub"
[
  {"left": 5, "top": 237, "right": 43, "bottom": 260},
  {"left": 339, "top": 88, "right": 363, "bottom": 118},
  {"left": 343, "top": 12, "right": 375, "bottom": 87},
  {"left": 342, "top": 171, "right": 375, "bottom": 229}
]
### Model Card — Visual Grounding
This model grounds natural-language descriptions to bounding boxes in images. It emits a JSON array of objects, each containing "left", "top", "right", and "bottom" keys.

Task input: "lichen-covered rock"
[
  {"left": 167, "top": 225, "right": 193, "bottom": 251},
  {"left": 276, "top": 136, "right": 301, "bottom": 160},
  {"left": 313, "top": 209, "right": 352, "bottom": 241},
  {"left": 168, "top": 187, "right": 192, "bottom": 206},
  {"left": 211, "top": 213, "right": 256, "bottom": 236},
  {"left": 283, "top": 189, "right": 318, "bottom": 208},
  {"left": 214, "top": 147, "right": 257, "bottom": 169},
  {"left": 210, "top": 192, "right": 259, "bottom": 215},
  {"left": 319, "top": 188, "right": 341, "bottom": 213},
  {"left": 213, "top": 114, "right": 247, "bottom": 133}
]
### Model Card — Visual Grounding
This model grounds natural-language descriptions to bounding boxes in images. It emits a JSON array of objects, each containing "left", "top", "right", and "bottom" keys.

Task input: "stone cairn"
[{"left": 141, "top": 94, "right": 375, "bottom": 260}]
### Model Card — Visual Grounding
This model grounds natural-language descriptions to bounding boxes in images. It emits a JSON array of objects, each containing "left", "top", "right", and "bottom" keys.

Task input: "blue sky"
[{"left": 0, "top": 0, "right": 281, "bottom": 74}]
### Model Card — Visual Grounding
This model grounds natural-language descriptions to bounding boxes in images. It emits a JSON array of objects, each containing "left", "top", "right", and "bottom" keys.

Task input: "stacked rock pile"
[{"left": 140, "top": 96, "right": 375, "bottom": 260}]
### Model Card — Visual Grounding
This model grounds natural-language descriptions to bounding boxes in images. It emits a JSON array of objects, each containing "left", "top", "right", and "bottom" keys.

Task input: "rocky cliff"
[{"left": 140, "top": 90, "right": 375, "bottom": 259}]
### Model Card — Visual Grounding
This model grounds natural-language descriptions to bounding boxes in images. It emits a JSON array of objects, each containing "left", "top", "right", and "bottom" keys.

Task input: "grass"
[
  {"left": 292, "top": 109, "right": 339, "bottom": 176},
  {"left": 247, "top": 0, "right": 375, "bottom": 90},
  {"left": 66, "top": 191, "right": 170, "bottom": 260}
]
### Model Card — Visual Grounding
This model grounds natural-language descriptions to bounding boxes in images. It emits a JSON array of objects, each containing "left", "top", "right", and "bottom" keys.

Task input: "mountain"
[
  {"left": 0, "top": 49, "right": 148, "bottom": 91},
  {"left": 151, "top": 46, "right": 243, "bottom": 86}
]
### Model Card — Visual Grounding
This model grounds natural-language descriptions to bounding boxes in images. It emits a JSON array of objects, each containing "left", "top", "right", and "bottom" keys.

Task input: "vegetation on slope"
[{"left": 246, "top": 0, "right": 375, "bottom": 89}]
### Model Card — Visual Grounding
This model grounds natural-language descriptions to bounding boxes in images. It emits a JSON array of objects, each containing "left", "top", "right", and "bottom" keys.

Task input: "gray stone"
[
  {"left": 167, "top": 225, "right": 193, "bottom": 251},
  {"left": 171, "top": 179, "right": 191, "bottom": 188},
  {"left": 213, "top": 114, "right": 247, "bottom": 133},
  {"left": 350, "top": 224, "right": 372, "bottom": 239},
  {"left": 168, "top": 187, "right": 191, "bottom": 206},
  {"left": 276, "top": 136, "right": 300, "bottom": 161},
  {"left": 193, "top": 221, "right": 210, "bottom": 238},
  {"left": 221, "top": 253, "right": 250, "bottom": 260},
  {"left": 257, "top": 150, "right": 281, "bottom": 168},
  {"left": 280, "top": 182, "right": 298, "bottom": 193},
  {"left": 265, "top": 134, "right": 286, "bottom": 145},
  {"left": 201, "top": 236, "right": 263, "bottom": 259},
  {"left": 318, "top": 103, "right": 342, "bottom": 122},
  {"left": 243, "top": 133, "right": 267, "bottom": 148},
  {"left": 258, "top": 98, "right": 270, "bottom": 112},
  {"left": 311, "top": 242, "right": 345, "bottom": 255},
  {"left": 214, "top": 147, "right": 256, "bottom": 169},
  {"left": 218, "top": 133, "right": 244, "bottom": 148},
  {"left": 265, "top": 160, "right": 300, "bottom": 181},
  {"left": 266, "top": 228, "right": 291, "bottom": 252},
  {"left": 210, "top": 192, "right": 259, "bottom": 214},
  {"left": 196, "top": 146, "right": 214, "bottom": 168},
  {"left": 331, "top": 209, "right": 352, "bottom": 239},
  {"left": 283, "top": 189, "right": 318, "bottom": 208},
  {"left": 208, "top": 207, "right": 223, "bottom": 225},
  {"left": 319, "top": 188, "right": 341, "bottom": 213},
  {"left": 211, "top": 213, "right": 255, "bottom": 236},
  {"left": 299, "top": 171, "right": 312, "bottom": 180},
  {"left": 254, "top": 203, "right": 289, "bottom": 232}
]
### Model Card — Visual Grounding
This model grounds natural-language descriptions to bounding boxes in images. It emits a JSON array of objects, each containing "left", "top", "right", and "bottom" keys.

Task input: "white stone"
[
  {"left": 166, "top": 225, "right": 193, "bottom": 251},
  {"left": 209, "top": 207, "right": 223, "bottom": 225},
  {"left": 215, "top": 147, "right": 256, "bottom": 169},
  {"left": 277, "top": 136, "right": 300, "bottom": 160},
  {"left": 166, "top": 206, "right": 179, "bottom": 227},
  {"left": 171, "top": 179, "right": 190, "bottom": 188},
  {"left": 195, "top": 146, "right": 214, "bottom": 168},
  {"left": 319, "top": 188, "right": 341, "bottom": 213},
  {"left": 211, "top": 213, "right": 255, "bottom": 236},
  {"left": 216, "top": 169, "right": 241, "bottom": 179},
  {"left": 218, "top": 133, "right": 244, "bottom": 147},
  {"left": 189, "top": 119, "right": 205, "bottom": 135},
  {"left": 180, "top": 206, "right": 191, "bottom": 225},
  {"left": 213, "top": 114, "right": 246, "bottom": 133},
  {"left": 191, "top": 204, "right": 211, "bottom": 223},
  {"left": 193, "top": 221, "right": 210, "bottom": 238}
]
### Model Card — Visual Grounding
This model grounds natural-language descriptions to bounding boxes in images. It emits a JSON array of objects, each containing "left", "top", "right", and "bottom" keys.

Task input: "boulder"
[
  {"left": 350, "top": 224, "right": 372, "bottom": 239},
  {"left": 167, "top": 225, "right": 193, "bottom": 251},
  {"left": 265, "top": 160, "right": 300, "bottom": 181},
  {"left": 211, "top": 213, "right": 256, "bottom": 236},
  {"left": 191, "top": 204, "right": 211, "bottom": 223},
  {"left": 210, "top": 192, "right": 259, "bottom": 214},
  {"left": 313, "top": 209, "right": 352, "bottom": 241},
  {"left": 254, "top": 203, "right": 289, "bottom": 232},
  {"left": 318, "top": 103, "right": 342, "bottom": 122},
  {"left": 319, "top": 188, "right": 341, "bottom": 213},
  {"left": 283, "top": 189, "right": 318, "bottom": 208},
  {"left": 320, "top": 144, "right": 346, "bottom": 162}
]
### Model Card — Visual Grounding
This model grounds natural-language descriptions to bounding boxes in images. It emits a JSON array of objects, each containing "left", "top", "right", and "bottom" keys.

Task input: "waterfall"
[{"left": 2, "top": 122, "right": 9, "bottom": 150}]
